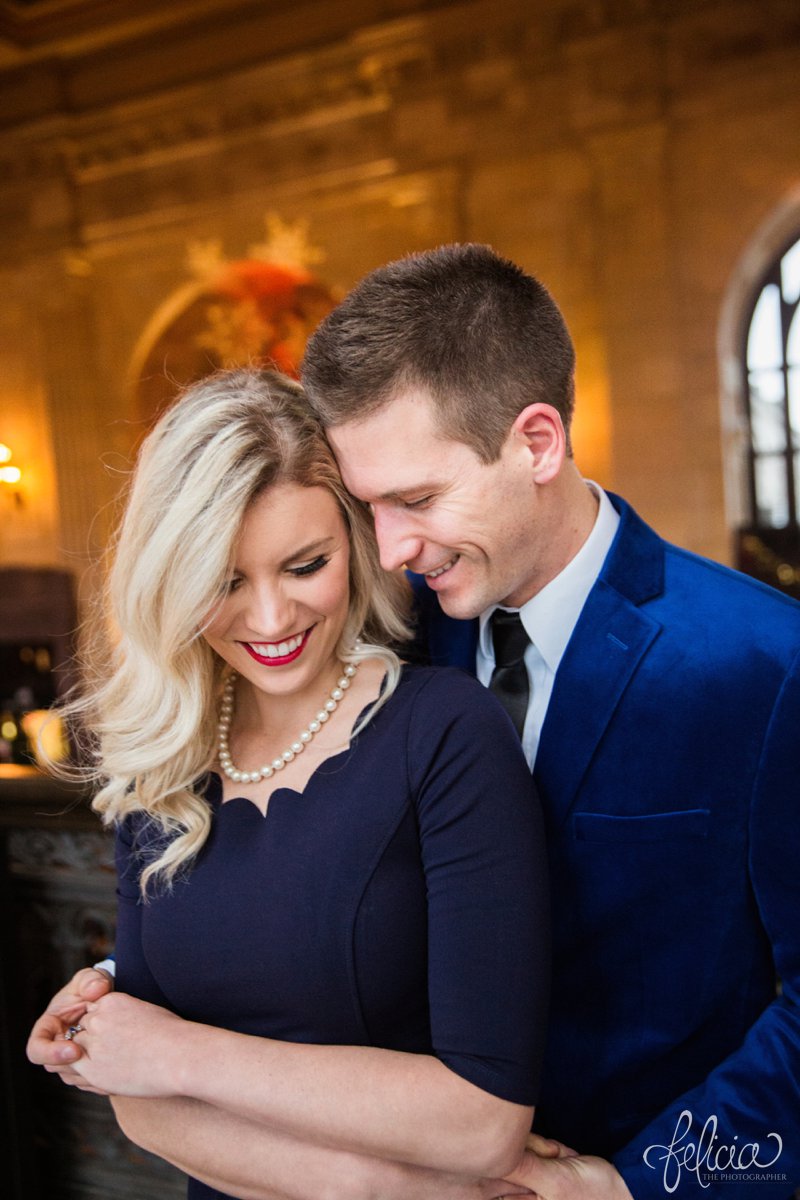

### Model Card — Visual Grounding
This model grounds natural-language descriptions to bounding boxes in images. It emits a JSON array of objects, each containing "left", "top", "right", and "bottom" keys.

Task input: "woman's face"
[{"left": 203, "top": 483, "right": 351, "bottom": 705}]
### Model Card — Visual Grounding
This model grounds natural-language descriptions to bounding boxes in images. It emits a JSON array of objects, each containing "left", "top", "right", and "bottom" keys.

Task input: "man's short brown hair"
[{"left": 301, "top": 243, "right": 576, "bottom": 462}]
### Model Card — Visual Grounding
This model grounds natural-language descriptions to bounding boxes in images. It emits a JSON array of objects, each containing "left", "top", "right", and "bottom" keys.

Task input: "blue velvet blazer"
[{"left": 410, "top": 494, "right": 800, "bottom": 1198}]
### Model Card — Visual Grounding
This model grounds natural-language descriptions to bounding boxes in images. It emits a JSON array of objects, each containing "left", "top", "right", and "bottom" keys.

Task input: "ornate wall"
[{"left": 0, "top": 0, "right": 799, "bottom": 576}]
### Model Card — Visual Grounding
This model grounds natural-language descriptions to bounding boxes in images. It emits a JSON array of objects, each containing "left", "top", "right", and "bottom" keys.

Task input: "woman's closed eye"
[{"left": 288, "top": 555, "right": 329, "bottom": 577}]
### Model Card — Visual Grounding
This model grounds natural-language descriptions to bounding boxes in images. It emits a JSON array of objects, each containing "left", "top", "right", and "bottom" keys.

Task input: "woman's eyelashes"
[
  {"left": 222, "top": 555, "right": 330, "bottom": 593},
  {"left": 288, "top": 555, "right": 329, "bottom": 577}
]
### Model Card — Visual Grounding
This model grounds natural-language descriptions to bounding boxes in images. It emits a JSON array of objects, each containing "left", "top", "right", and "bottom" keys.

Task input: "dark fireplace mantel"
[{"left": 0, "top": 765, "right": 185, "bottom": 1200}]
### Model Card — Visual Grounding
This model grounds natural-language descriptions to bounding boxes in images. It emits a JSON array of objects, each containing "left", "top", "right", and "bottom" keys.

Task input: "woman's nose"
[{"left": 243, "top": 583, "right": 297, "bottom": 638}]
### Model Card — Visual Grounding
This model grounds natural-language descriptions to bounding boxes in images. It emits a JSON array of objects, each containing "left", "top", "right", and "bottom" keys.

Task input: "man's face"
[{"left": 328, "top": 389, "right": 543, "bottom": 620}]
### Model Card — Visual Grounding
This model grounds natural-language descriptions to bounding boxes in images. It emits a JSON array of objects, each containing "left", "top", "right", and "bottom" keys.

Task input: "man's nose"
[{"left": 371, "top": 505, "right": 424, "bottom": 572}]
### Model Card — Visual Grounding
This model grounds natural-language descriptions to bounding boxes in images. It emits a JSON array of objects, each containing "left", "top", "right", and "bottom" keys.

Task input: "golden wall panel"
[{"left": 0, "top": 0, "right": 798, "bottom": 574}]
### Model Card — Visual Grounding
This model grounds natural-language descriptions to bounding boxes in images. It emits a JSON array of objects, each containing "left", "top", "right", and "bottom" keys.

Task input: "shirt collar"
[{"left": 478, "top": 483, "right": 620, "bottom": 673}]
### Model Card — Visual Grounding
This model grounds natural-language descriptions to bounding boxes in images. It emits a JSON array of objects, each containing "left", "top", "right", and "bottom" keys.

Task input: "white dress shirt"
[{"left": 476, "top": 483, "right": 620, "bottom": 768}]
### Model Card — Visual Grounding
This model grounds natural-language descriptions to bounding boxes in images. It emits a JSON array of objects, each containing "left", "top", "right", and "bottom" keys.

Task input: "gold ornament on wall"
[{"left": 133, "top": 215, "right": 336, "bottom": 425}]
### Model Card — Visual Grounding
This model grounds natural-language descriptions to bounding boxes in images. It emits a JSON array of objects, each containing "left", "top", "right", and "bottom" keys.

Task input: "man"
[
  {"left": 299, "top": 244, "right": 800, "bottom": 1198},
  {"left": 30, "top": 245, "right": 799, "bottom": 1199}
]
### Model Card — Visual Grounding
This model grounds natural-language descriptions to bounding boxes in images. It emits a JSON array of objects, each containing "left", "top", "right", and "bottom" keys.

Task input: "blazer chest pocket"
[{"left": 572, "top": 808, "right": 710, "bottom": 843}]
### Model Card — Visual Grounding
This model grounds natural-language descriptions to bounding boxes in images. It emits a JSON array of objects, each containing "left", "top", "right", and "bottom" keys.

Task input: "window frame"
[{"left": 741, "top": 233, "right": 800, "bottom": 532}]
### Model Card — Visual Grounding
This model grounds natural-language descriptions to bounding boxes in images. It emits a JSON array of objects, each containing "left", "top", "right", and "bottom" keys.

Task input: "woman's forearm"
[
  {"left": 113, "top": 1096, "right": 285, "bottom": 1200},
  {"left": 172, "top": 1027, "right": 532, "bottom": 1177},
  {"left": 78, "top": 995, "right": 532, "bottom": 1176},
  {"left": 111, "top": 1096, "right": 512, "bottom": 1200}
]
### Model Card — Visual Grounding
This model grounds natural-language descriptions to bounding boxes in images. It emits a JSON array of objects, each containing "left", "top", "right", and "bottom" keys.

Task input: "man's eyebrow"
[{"left": 372, "top": 484, "right": 440, "bottom": 503}]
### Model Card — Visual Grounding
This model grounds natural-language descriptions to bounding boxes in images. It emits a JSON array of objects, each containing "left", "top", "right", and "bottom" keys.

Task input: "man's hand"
[
  {"left": 26, "top": 967, "right": 114, "bottom": 1092},
  {"left": 503, "top": 1143, "right": 634, "bottom": 1200}
]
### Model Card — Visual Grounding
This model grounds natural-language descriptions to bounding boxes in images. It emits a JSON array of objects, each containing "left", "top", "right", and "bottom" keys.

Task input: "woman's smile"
[{"left": 241, "top": 628, "right": 313, "bottom": 666}]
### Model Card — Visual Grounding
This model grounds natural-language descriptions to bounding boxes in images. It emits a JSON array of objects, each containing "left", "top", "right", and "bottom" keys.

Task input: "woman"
[{"left": 50, "top": 368, "right": 549, "bottom": 1200}]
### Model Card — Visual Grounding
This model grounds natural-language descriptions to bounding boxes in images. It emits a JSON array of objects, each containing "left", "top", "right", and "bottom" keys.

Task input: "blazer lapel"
[
  {"left": 428, "top": 606, "right": 479, "bottom": 672},
  {"left": 407, "top": 569, "right": 479, "bottom": 673},
  {"left": 535, "top": 496, "right": 665, "bottom": 828}
]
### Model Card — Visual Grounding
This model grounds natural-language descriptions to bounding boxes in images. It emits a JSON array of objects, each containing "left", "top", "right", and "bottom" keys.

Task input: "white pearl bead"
[
  {"left": 261, "top": 766, "right": 274, "bottom": 779},
  {"left": 331, "top": 688, "right": 343, "bottom": 702},
  {"left": 324, "top": 699, "right": 337, "bottom": 713},
  {"left": 317, "top": 710, "right": 329, "bottom": 723},
  {"left": 338, "top": 677, "right": 350, "bottom": 689},
  {"left": 309, "top": 719, "right": 321, "bottom": 733},
  {"left": 344, "top": 664, "right": 356, "bottom": 677},
  {"left": 282, "top": 749, "right": 295, "bottom": 763},
  {"left": 300, "top": 730, "right": 312, "bottom": 742},
  {"left": 231, "top": 770, "right": 243, "bottom": 783},
  {"left": 291, "top": 741, "right": 304, "bottom": 754},
  {"left": 272, "top": 757, "right": 285, "bottom": 771}
]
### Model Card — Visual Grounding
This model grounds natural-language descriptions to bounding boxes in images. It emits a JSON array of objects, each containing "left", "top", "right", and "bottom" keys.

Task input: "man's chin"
[
  {"left": 434, "top": 589, "right": 484, "bottom": 622},
  {"left": 423, "top": 560, "right": 487, "bottom": 620}
]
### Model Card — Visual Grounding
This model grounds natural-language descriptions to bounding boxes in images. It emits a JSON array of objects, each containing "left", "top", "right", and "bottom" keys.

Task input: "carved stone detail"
[{"left": 8, "top": 827, "right": 114, "bottom": 871}]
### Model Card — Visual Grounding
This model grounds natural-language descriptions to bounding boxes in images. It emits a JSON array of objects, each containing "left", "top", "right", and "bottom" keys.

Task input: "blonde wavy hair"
[{"left": 67, "top": 368, "right": 411, "bottom": 894}]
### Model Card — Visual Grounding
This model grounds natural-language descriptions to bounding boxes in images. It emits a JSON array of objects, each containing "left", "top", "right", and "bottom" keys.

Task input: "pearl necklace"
[{"left": 217, "top": 662, "right": 358, "bottom": 784}]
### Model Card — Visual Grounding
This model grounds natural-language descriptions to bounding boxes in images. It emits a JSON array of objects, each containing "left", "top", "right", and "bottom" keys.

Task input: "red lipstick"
[{"left": 241, "top": 628, "right": 312, "bottom": 667}]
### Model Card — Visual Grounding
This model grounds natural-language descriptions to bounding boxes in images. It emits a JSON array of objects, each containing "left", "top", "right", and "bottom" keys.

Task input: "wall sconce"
[
  {"left": 0, "top": 442, "right": 21, "bottom": 484},
  {"left": 0, "top": 442, "right": 23, "bottom": 506}
]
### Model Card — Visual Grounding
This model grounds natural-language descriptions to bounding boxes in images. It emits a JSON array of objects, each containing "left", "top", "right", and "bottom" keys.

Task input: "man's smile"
[{"left": 424, "top": 554, "right": 460, "bottom": 580}]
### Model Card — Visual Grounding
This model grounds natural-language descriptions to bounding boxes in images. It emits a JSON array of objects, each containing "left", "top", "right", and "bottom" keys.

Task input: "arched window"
[
  {"left": 744, "top": 235, "right": 800, "bottom": 529},
  {"left": 731, "top": 230, "right": 800, "bottom": 598}
]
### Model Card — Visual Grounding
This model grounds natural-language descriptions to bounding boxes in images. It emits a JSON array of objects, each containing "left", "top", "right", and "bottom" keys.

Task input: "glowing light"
[
  {"left": 22, "top": 709, "right": 69, "bottom": 766},
  {"left": 0, "top": 465, "right": 21, "bottom": 484},
  {"left": 0, "top": 443, "right": 11, "bottom": 464}
]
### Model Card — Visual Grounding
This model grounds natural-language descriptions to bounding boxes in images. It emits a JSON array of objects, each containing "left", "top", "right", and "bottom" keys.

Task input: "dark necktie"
[{"left": 489, "top": 609, "right": 530, "bottom": 739}]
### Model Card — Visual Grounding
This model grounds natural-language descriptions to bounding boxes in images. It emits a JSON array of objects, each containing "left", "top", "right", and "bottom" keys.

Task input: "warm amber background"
[{"left": 0, "top": 0, "right": 798, "bottom": 589}]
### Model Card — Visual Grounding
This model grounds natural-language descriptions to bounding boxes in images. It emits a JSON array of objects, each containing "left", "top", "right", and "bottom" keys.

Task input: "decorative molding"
[
  {"left": 0, "top": 134, "right": 67, "bottom": 183},
  {"left": 71, "top": 89, "right": 390, "bottom": 184},
  {"left": 2, "top": 1, "right": 796, "bottom": 194},
  {"left": 0, "top": 0, "right": 269, "bottom": 56},
  {"left": 72, "top": 157, "right": 396, "bottom": 250},
  {"left": 0, "top": 31, "right": 412, "bottom": 186},
  {"left": 8, "top": 827, "right": 114, "bottom": 871}
]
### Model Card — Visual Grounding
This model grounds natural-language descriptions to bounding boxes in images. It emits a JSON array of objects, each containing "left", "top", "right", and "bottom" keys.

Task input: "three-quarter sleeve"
[
  {"left": 114, "top": 816, "right": 175, "bottom": 1007},
  {"left": 408, "top": 669, "right": 550, "bottom": 1105}
]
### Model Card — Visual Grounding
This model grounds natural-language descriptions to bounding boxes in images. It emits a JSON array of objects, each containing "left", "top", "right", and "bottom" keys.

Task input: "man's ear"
[{"left": 511, "top": 404, "right": 566, "bottom": 483}]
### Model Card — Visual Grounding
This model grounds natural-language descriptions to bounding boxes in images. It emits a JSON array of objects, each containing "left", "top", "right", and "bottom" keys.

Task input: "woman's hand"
[
  {"left": 68, "top": 991, "right": 189, "bottom": 1097},
  {"left": 26, "top": 966, "right": 115, "bottom": 1094}
]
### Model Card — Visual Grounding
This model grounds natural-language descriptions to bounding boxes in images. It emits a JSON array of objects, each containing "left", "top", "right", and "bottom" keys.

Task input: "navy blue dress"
[{"left": 115, "top": 665, "right": 550, "bottom": 1199}]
